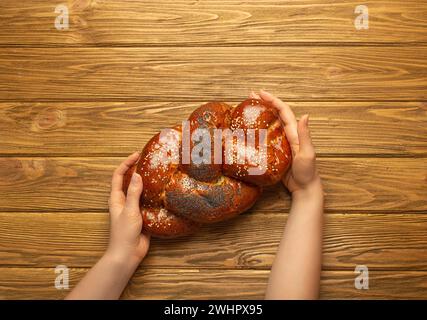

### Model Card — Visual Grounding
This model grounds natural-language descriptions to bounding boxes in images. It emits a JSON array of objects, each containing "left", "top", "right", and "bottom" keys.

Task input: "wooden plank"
[
  {"left": 0, "top": 157, "right": 425, "bottom": 212},
  {"left": 319, "top": 270, "right": 427, "bottom": 300},
  {"left": 0, "top": 268, "right": 425, "bottom": 299},
  {"left": 0, "top": 47, "right": 426, "bottom": 101},
  {"left": 0, "top": 212, "right": 426, "bottom": 270},
  {"left": 1, "top": 101, "right": 426, "bottom": 156},
  {"left": 0, "top": 1, "right": 426, "bottom": 45}
]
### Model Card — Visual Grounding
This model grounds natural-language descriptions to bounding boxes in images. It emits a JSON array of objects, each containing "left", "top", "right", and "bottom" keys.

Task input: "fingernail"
[
  {"left": 131, "top": 172, "right": 141, "bottom": 185},
  {"left": 305, "top": 114, "right": 309, "bottom": 125}
]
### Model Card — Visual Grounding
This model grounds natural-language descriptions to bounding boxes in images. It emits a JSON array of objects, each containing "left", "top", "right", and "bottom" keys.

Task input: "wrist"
[
  {"left": 104, "top": 247, "right": 143, "bottom": 270},
  {"left": 292, "top": 176, "right": 324, "bottom": 200}
]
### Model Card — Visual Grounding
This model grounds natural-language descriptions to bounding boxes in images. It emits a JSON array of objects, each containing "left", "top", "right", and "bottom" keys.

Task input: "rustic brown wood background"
[{"left": 0, "top": 0, "right": 426, "bottom": 299}]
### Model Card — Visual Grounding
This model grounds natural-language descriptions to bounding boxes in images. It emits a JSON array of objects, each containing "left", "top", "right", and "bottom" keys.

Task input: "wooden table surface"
[{"left": 0, "top": 0, "right": 426, "bottom": 299}]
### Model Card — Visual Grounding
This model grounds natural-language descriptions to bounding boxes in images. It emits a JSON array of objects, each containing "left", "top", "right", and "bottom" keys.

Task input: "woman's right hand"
[{"left": 250, "top": 90, "right": 322, "bottom": 194}]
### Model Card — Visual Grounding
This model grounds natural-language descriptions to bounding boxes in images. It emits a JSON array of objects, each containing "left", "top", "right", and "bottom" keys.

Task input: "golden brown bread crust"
[
  {"left": 122, "top": 98, "right": 291, "bottom": 238},
  {"left": 141, "top": 207, "right": 200, "bottom": 238},
  {"left": 224, "top": 99, "right": 292, "bottom": 186}
]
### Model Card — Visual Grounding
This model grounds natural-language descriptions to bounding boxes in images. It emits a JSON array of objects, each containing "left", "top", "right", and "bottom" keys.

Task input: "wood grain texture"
[
  {"left": 1, "top": 0, "right": 426, "bottom": 301},
  {"left": 0, "top": 47, "right": 426, "bottom": 101},
  {"left": 0, "top": 101, "right": 426, "bottom": 156},
  {"left": 0, "top": 0, "right": 426, "bottom": 45},
  {"left": 0, "top": 157, "right": 425, "bottom": 212},
  {"left": 0, "top": 268, "right": 426, "bottom": 299},
  {"left": 0, "top": 212, "right": 426, "bottom": 270}
]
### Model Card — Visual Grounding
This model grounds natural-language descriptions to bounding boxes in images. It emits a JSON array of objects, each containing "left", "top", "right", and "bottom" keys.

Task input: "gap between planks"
[
  {"left": 1, "top": 43, "right": 427, "bottom": 48},
  {"left": 1, "top": 266, "right": 427, "bottom": 272},
  {"left": 1, "top": 210, "right": 426, "bottom": 215},
  {"left": 0, "top": 154, "right": 425, "bottom": 158}
]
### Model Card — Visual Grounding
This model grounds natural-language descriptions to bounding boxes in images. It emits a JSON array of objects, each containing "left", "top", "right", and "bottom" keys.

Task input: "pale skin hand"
[
  {"left": 66, "top": 152, "right": 150, "bottom": 300},
  {"left": 250, "top": 90, "right": 324, "bottom": 299},
  {"left": 66, "top": 93, "right": 321, "bottom": 299}
]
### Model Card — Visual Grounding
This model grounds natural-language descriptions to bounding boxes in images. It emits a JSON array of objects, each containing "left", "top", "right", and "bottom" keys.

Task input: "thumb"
[
  {"left": 124, "top": 172, "right": 143, "bottom": 214},
  {"left": 297, "top": 114, "right": 315, "bottom": 157}
]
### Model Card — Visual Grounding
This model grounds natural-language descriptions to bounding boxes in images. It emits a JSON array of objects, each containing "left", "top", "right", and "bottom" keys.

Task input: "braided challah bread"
[{"left": 123, "top": 98, "right": 292, "bottom": 238}]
